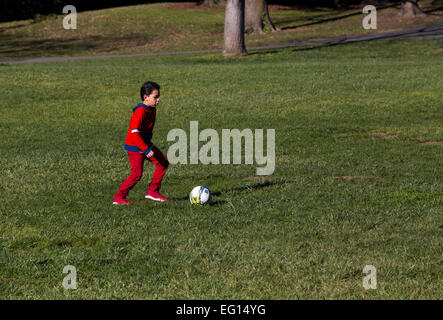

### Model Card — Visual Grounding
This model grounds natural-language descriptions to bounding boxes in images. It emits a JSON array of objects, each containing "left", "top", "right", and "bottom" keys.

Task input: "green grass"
[
  {"left": 0, "top": 1, "right": 442, "bottom": 58},
  {"left": 0, "top": 39, "right": 442, "bottom": 299}
]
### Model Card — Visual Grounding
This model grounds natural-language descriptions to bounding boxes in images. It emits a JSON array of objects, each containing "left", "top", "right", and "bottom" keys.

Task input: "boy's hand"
[{"left": 146, "top": 150, "right": 154, "bottom": 158}]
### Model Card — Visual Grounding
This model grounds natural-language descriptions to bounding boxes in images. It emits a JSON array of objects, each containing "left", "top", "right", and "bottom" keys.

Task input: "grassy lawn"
[
  {"left": 0, "top": 1, "right": 442, "bottom": 58},
  {"left": 0, "top": 38, "right": 442, "bottom": 299}
]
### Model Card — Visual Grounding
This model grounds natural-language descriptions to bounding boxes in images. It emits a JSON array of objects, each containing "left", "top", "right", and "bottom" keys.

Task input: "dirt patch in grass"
[
  {"left": 412, "top": 137, "right": 442, "bottom": 145},
  {"left": 370, "top": 132, "right": 398, "bottom": 139},
  {"left": 419, "top": 141, "right": 443, "bottom": 146}
]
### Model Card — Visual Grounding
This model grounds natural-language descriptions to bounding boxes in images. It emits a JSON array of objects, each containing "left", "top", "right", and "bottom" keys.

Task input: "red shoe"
[
  {"left": 112, "top": 196, "right": 132, "bottom": 205},
  {"left": 145, "top": 190, "right": 168, "bottom": 202}
]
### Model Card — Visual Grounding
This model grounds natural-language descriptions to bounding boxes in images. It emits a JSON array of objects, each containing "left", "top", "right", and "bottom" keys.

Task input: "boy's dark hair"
[{"left": 140, "top": 81, "right": 160, "bottom": 100}]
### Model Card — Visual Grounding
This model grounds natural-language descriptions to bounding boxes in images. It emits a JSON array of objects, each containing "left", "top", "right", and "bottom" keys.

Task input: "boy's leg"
[
  {"left": 146, "top": 146, "right": 169, "bottom": 192},
  {"left": 115, "top": 151, "right": 145, "bottom": 198}
]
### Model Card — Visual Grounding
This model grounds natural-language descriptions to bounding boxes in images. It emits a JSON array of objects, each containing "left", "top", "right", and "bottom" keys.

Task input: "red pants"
[{"left": 115, "top": 146, "right": 169, "bottom": 198}]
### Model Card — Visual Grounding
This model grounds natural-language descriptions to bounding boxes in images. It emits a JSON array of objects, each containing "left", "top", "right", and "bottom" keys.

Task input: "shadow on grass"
[
  {"left": 208, "top": 199, "right": 228, "bottom": 206},
  {"left": 247, "top": 22, "right": 443, "bottom": 57},
  {"left": 280, "top": 3, "right": 399, "bottom": 31},
  {"left": 170, "top": 180, "right": 285, "bottom": 206},
  {"left": 0, "top": 22, "right": 32, "bottom": 31},
  {"left": 425, "top": 6, "right": 443, "bottom": 14},
  {"left": 275, "top": 10, "right": 347, "bottom": 28},
  {"left": 0, "top": 33, "right": 152, "bottom": 58}
]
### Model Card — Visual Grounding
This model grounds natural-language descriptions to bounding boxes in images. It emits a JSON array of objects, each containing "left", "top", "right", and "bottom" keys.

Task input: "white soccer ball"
[{"left": 189, "top": 186, "right": 211, "bottom": 205}]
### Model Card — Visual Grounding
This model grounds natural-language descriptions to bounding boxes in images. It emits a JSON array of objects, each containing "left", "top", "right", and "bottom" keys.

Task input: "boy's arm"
[{"left": 129, "top": 109, "right": 154, "bottom": 156}]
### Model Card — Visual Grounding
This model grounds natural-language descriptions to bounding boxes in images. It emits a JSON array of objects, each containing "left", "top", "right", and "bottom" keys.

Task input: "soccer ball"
[{"left": 189, "top": 186, "right": 211, "bottom": 205}]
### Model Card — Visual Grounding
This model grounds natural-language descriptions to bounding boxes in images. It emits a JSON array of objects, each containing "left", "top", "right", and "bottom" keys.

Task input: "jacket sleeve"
[{"left": 128, "top": 109, "right": 154, "bottom": 155}]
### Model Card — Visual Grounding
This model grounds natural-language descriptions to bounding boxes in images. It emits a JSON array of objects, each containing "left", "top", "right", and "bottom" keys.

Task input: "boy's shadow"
[{"left": 170, "top": 180, "right": 283, "bottom": 206}]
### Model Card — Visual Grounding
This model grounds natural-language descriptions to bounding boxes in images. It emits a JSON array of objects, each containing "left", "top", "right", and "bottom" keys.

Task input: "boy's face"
[{"left": 144, "top": 89, "right": 160, "bottom": 107}]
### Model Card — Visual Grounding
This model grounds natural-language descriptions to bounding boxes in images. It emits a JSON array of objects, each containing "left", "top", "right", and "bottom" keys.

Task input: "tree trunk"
[
  {"left": 245, "top": 0, "right": 279, "bottom": 34},
  {"left": 245, "top": 0, "right": 265, "bottom": 34},
  {"left": 223, "top": 0, "right": 248, "bottom": 56},
  {"left": 263, "top": 0, "right": 280, "bottom": 32},
  {"left": 398, "top": 0, "right": 426, "bottom": 17}
]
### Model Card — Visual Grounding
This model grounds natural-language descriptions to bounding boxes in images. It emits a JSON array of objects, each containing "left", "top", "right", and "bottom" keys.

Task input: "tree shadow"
[
  {"left": 0, "top": 33, "right": 151, "bottom": 58},
  {"left": 297, "top": 22, "right": 443, "bottom": 49},
  {"left": 280, "top": 3, "right": 399, "bottom": 31},
  {"left": 275, "top": 10, "right": 348, "bottom": 27},
  {"left": 247, "top": 22, "right": 443, "bottom": 57},
  {"left": 0, "top": 22, "right": 32, "bottom": 32},
  {"left": 247, "top": 49, "right": 282, "bottom": 56},
  {"left": 424, "top": 6, "right": 443, "bottom": 15}
]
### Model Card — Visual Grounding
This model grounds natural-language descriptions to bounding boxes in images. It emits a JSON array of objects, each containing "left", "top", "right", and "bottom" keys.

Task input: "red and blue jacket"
[{"left": 124, "top": 103, "right": 156, "bottom": 155}]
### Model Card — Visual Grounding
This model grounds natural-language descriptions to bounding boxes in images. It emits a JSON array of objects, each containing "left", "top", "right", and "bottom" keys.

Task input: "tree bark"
[
  {"left": 245, "top": 0, "right": 265, "bottom": 34},
  {"left": 398, "top": 0, "right": 426, "bottom": 17},
  {"left": 223, "top": 0, "right": 248, "bottom": 56},
  {"left": 245, "top": 0, "right": 279, "bottom": 34},
  {"left": 263, "top": 0, "right": 280, "bottom": 32}
]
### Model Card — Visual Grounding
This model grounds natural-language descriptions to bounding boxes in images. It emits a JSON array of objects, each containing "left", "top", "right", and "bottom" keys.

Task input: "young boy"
[{"left": 113, "top": 81, "right": 169, "bottom": 205}]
